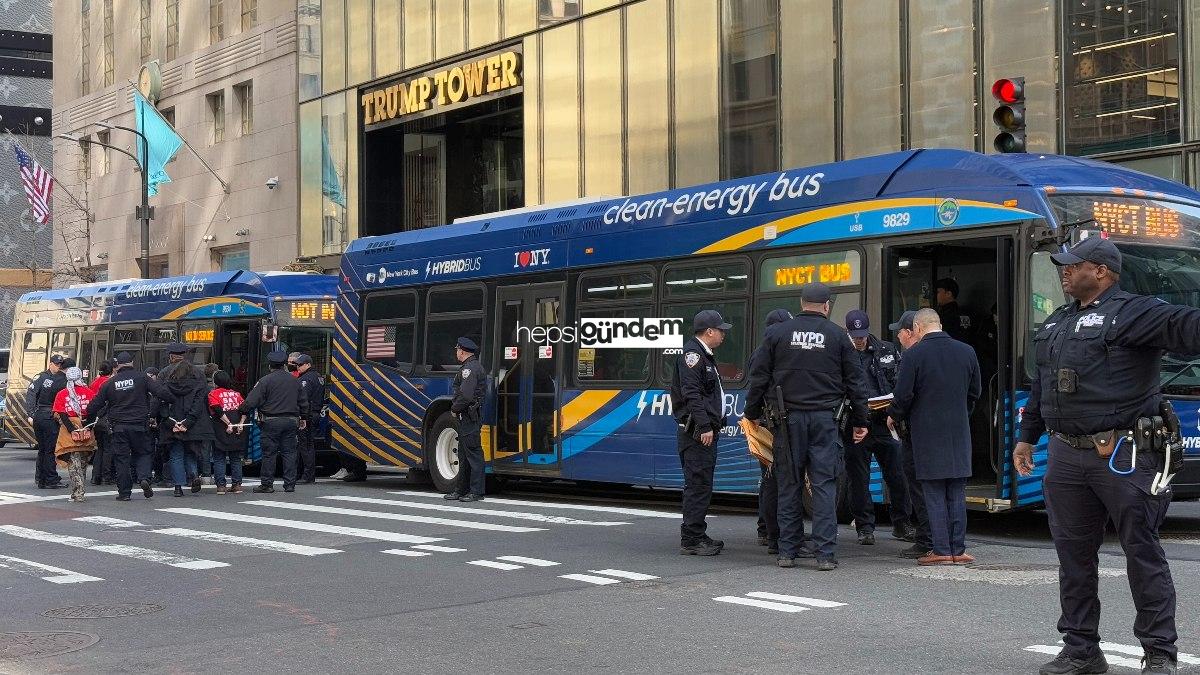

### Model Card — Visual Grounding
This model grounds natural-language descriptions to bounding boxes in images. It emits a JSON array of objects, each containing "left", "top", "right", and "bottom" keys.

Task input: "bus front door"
[
  {"left": 493, "top": 283, "right": 564, "bottom": 473},
  {"left": 79, "top": 330, "right": 111, "bottom": 381}
]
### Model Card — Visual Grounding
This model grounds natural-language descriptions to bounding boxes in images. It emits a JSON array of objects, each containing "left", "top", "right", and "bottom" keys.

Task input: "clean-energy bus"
[
  {"left": 331, "top": 148, "right": 1200, "bottom": 513},
  {"left": 5, "top": 270, "right": 340, "bottom": 469}
]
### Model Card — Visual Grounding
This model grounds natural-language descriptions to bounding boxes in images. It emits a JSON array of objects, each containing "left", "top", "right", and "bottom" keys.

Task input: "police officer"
[
  {"left": 843, "top": 309, "right": 914, "bottom": 546},
  {"left": 752, "top": 308, "right": 792, "bottom": 555},
  {"left": 934, "top": 277, "right": 971, "bottom": 343},
  {"left": 85, "top": 352, "right": 175, "bottom": 500},
  {"left": 1015, "top": 236, "right": 1200, "bottom": 675},
  {"left": 671, "top": 310, "right": 731, "bottom": 556},
  {"left": 746, "top": 283, "right": 868, "bottom": 571},
  {"left": 445, "top": 337, "right": 486, "bottom": 502},
  {"left": 290, "top": 353, "right": 325, "bottom": 484},
  {"left": 26, "top": 354, "right": 69, "bottom": 488},
  {"left": 239, "top": 351, "right": 308, "bottom": 494}
]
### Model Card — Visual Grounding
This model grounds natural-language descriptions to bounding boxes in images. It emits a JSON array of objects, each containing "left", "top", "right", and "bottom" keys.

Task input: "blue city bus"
[
  {"left": 5, "top": 270, "right": 340, "bottom": 470},
  {"left": 332, "top": 148, "right": 1200, "bottom": 513}
]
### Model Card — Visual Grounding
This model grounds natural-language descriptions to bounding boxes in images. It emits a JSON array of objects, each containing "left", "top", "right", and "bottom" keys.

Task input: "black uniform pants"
[
  {"left": 778, "top": 411, "right": 841, "bottom": 560},
  {"left": 900, "top": 437, "right": 932, "bottom": 551},
  {"left": 756, "top": 462, "right": 778, "bottom": 542},
  {"left": 297, "top": 421, "right": 317, "bottom": 482},
  {"left": 678, "top": 430, "right": 717, "bottom": 545},
  {"left": 109, "top": 423, "right": 153, "bottom": 497},
  {"left": 33, "top": 414, "right": 62, "bottom": 486},
  {"left": 1044, "top": 437, "right": 1177, "bottom": 660},
  {"left": 845, "top": 433, "right": 911, "bottom": 534},
  {"left": 259, "top": 417, "right": 299, "bottom": 489},
  {"left": 455, "top": 415, "right": 485, "bottom": 495}
]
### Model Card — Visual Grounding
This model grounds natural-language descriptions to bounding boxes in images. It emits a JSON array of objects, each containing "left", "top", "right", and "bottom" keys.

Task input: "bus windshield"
[{"left": 1050, "top": 195, "right": 1200, "bottom": 395}]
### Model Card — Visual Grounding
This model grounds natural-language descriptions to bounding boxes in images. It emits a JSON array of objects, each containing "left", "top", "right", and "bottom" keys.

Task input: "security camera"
[{"left": 266, "top": 176, "right": 279, "bottom": 189}]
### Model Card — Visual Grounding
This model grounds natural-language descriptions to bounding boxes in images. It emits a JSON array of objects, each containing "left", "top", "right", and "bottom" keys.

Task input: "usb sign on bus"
[{"left": 515, "top": 317, "right": 684, "bottom": 349}]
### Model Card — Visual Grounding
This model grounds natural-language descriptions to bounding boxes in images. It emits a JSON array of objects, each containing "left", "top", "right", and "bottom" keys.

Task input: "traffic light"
[{"left": 992, "top": 77, "right": 1026, "bottom": 153}]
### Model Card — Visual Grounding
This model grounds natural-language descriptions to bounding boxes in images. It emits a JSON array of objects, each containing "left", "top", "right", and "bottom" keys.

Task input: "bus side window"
[
  {"left": 51, "top": 329, "right": 79, "bottom": 363},
  {"left": 659, "top": 260, "right": 750, "bottom": 384},
  {"left": 361, "top": 291, "right": 417, "bottom": 372},
  {"left": 1026, "top": 251, "right": 1066, "bottom": 378},
  {"left": 424, "top": 286, "right": 483, "bottom": 373},
  {"left": 575, "top": 268, "right": 656, "bottom": 386},
  {"left": 21, "top": 330, "right": 48, "bottom": 380}
]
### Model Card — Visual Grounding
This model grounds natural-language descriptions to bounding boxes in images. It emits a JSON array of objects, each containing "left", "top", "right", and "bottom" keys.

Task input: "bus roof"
[{"left": 19, "top": 270, "right": 336, "bottom": 305}]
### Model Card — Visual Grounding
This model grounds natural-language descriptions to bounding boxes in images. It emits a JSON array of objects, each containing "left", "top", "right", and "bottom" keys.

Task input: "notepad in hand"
[{"left": 868, "top": 393, "right": 894, "bottom": 411}]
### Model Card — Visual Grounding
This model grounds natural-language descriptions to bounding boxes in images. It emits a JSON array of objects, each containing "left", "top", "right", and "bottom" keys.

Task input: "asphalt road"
[{"left": 0, "top": 443, "right": 1198, "bottom": 674}]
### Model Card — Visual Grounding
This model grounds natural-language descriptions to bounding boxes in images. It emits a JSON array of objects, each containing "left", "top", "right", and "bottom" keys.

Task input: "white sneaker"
[{"left": 330, "top": 469, "right": 349, "bottom": 480}]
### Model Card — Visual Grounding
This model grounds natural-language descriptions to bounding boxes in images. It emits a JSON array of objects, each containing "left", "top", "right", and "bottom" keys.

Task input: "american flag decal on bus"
[{"left": 365, "top": 325, "right": 396, "bottom": 358}]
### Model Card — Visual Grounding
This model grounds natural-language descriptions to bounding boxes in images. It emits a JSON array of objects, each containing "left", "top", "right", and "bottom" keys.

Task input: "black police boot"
[
  {"left": 892, "top": 524, "right": 917, "bottom": 543},
  {"left": 191, "top": 477, "right": 202, "bottom": 493},
  {"left": 114, "top": 494, "right": 131, "bottom": 501},
  {"left": 459, "top": 494, "right": 484, "bottom": 502},
  {"left": 1142, "top": 651, "right": 1177, "bottom": 674},
  {"left": 140, "top": 479, "right": 153, "bottom": 499},
  {"left": 174, "top": 486, "right": 184, "bottom": 497},
  {"left": 680, "top": 540, "right": 722, "bottom": 556},
  {"left": 757, "top": 535, "right": 769, "bottom": 546},
  {"left": 700, "top": 536, "right": 724, "bottom": 550},
  {"left": 766, "top": 540, "right": 778, "bottom": 555},
  {"left": 1038, "top": 651, "right": 1109, "bottom": 675},
  {"left": 857, "top": 531, "right": 875, "bottom": 545},
  {"left": 253, "top": 485, "right": 275, "bottom": 494},
  {"left": 443, "top": 492, "right": 462, "bottom": 501}
]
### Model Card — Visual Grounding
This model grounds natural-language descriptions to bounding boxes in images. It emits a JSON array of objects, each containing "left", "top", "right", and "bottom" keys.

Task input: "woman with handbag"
[{"left": 53, "top": 366, "right": 97, "bottom": 502}]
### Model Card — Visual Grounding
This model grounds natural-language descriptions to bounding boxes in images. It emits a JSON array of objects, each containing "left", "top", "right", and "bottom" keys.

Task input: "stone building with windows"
[{"left": 51, "top": 0, "right": 301, "bottom": 282}]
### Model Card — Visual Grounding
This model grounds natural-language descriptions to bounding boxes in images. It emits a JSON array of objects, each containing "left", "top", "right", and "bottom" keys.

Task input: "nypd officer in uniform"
[
  {"left": 444, "top": 337, "right": 486, "bottom": 502},
  {"left": 746, "top": 283, "right": 869, "bottom": 571},
  {"left": 1015, "top": 236, "right": 1200, "bottom": 675},
  {"left": 291, "top": 353, "right": 325, "bottom": 484},
  {"left": 26, "top": 354, "right": 69, "bottom": 488},
  {"left": 239, "top": 350, "right": 307, "bottom": 494},
  {"left": 85, "top": 352, "right": 175, "bottom": 500}
]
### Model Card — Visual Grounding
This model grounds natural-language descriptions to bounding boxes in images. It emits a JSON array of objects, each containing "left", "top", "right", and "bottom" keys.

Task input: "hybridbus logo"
[{"left": 517, "top": 318, "right": 685, "bottom": 349}]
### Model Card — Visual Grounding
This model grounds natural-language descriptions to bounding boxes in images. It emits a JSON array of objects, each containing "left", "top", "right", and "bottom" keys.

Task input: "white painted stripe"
[
  {"left": 149, "top": 528, "right": 342, "bottom": 556},
  {"left": 1096, "top": 641, "right": 1200, "bottom": 666},
  {"left": 587, "top": 569, "right": 659, "bottom": 581},
  {"left": 74, "top": 516, "right": 143, "bottom": 528},
  {"left": 0, "top": 554, "right": 103, "bottom": 584},
  {"left": 745, "top": 592, "right": 847, "bottom": 608},
  {"left": 158, "top": 507, "right": 445, "bottom": 544},
  {"left": 389, "top": 490, "right": 681, "bottom": 518},
  {"left": 467, "top": 559, "right": 524, "bottom": 571},
  {"left": 0, "top": 524, "right": 229, "bottom": 570},
  {"left": 495, "top": 556, "right": 560, "bottom": 567},
  {"left": 411, "top": 544, "right": 466, "bottom": 553},
  {"left": 242, "top": 500, "right": 543, "bottom": 533},
  {"left": 322, "top": 495, "right": 629, "bottom": 526},
  {"left": 559, "top": 573, "right": 622, "bottom": 586},
  {"left": 713, "top": 596, "right": 812, "bottom": 613},
  {"left": 1023, "top": 646, "right": 1142, "bottom": 670},
  {"left": 381, "top": 549, "right": 432, "bottom": 557}
]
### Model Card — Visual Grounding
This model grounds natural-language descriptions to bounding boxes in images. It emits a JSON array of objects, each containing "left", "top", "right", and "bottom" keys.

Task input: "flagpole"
[{"left": 126, "top": 81, "right": 230, "bottom": 194}]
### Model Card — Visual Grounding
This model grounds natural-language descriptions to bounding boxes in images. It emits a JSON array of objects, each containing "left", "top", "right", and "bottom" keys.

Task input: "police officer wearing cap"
[
  {"left": 843, "top": 309, "right": 914, "bottom": 546},
  {"left": 889, "top": 310, "right": 935, "bottom": 559},
  {"left": 290, "top": 353, "right": 325, "bottom": 484},
  {"left": 671, "top": 310, "right": 731, "bottom": 556},
  {"left": 746, "top": 283, "right": 869, "bottom": 571},
  {"left": 86, "top": 352, "right": 175, "bottom": 500},
  {"left": 239, "top": 350, "right": 308, "bottom": 494},
  {"left": 445, "top": 336, "right": 486, "bottom": 502},
  {"left": 1016, "top": 235, "right": 1200, "bottom": 675},
  {"left": 27, "top": 354, "right": 69, "bottom": 488},
  {"left": 751, "top": 308, "right": 792, "bottom": 554}
]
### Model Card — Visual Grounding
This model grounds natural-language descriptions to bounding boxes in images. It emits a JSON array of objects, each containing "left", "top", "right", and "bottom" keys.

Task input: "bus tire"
[{"left": 425, "top": 412, "right": 460, "bottom": 493}]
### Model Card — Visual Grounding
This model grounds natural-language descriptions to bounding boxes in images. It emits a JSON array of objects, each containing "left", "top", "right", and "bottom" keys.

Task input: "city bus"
[
  {"left": 5, "top": 270, "right": 340, "bottom": 470},
  {"left": 331, "top": 148, "right": 1200, "bottom": 513}
]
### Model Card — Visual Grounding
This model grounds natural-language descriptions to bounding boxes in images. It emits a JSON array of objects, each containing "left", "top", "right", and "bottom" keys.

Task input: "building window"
[
  {"left": 298, "top": 0, "right": 321, "bottom": 100},
  {"left": 234, "top": 81, "right": 253, "bottom": 135},
  {"left": 241, "top": 0, "right": 258, "bottom": 31},
  {"left": 140, "top": 0, "right": 151, "bottom": 62},
  {"left": 217, "top": 247, "right": 249, "bottom": 271},
  {"left": 81, "top": 0, "right": 91, "bottom": 95},
  {"left": 720, "top": 0, "right": 780, "bottom": 179},
  {"left": 97, "top": 130, "right": 111, "bottom": 176},
  {"left": 207, "top": 91, "right": 225, "bottom": 144},
  {"left": 149, "top": 256, "right": 169, "bottom": 279},
  {"left": 538, "top": 0, "right": 580, "bottom": 26},
  {"left": 210, "top": 0, "right": 225, "bottom": 44},
  {"left": 102, "top": 0, "right": 113, "bottom": 87},
  {"left": 1064, "top": 0, "right": 1181, "bottom": 155},
  {"left": 166, "top": 0, "right": 179, "bottom": 61}
]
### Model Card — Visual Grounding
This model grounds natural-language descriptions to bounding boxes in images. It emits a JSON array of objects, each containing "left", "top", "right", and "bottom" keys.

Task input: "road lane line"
[
  {"left": 467, "top": 560, "right": 524, "bottom": 570},
  {"left": 242, "top": 500, "right": 543, "bottom": 533},
  {"left": 0, "top": 524, "right": 228, "bottom": 570},
  {"left": 1095, "top": 642, "right": 1200, "bottom": 666},
  {"left": 0, "top": 554, "right": 103, "bottom": 584},
  {"left": 411, "top": 544, "right": 466, "bottom": 553},
  {"left": 74, "top": 516, "right": 143, "bottom": 528},
  {"left": 158, "top": 507, "right": 445, "bottom": 544},
  {"left": 588, "top": 569, "right": 659, "bottom": 581},
  {"left": 713, "top": 596, "right": 811, "bottom": 613},
  {"left": 322, "top": 495, "right": 629, "bottom": 526},
  {"left": 389, "top": 490, "right": 682, "bottom": 518},
  {"left": 381, "top": 549, "right": 431, "bottom": 557},
  {"left": 1023, "top": 646, "right": 1142, "bottom": 670},
  {"left": 559, "top": 573, "right": 622, "bottom": 586},
  {"left": 149, "top": 528, "right": 343, "bottom": 556},
  {"left": 746, "top": 592, "right": 847, "bottom": 608},
  {"left": 495, "top": 556, "right": 560, "bottom": 567}
]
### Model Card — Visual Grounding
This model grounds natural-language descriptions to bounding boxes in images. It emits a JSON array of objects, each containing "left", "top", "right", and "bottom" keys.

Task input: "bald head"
[{"left": 913, "top": 308, "right": 942, "bottom": 340}]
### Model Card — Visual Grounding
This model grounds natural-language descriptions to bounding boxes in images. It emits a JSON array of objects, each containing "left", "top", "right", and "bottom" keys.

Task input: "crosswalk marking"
[
  {"left": 1096, "top": 642, "right": 1200, "bottom": 665},
  {"left": 745, "top": 592, "right": 847, "bottom": 608},
  {"left": 389, "top": 490, "right": 681, "bottom": 519},
  {"left": 74, "top": 516, "right": 143, "bottom": 528},
  {"left": 495, "top": 556, "right": 560, "bottom": 567},
  {"left": 588, "top": 569, "right": 659, "bottom": 581},
  {"left": 149, "top": 528, "right": 343, "bottom": 556},
  {"left": 0, "top": 554, "right": 104, "bottom": 584},
  {"left": 159, "top": 507, "right": 446, "bottom": 544},
  {"left": 382, "top": 549, "right": 431, "bottom": 557},
  {"left": 0, "top": 524, "right": 228, "bottom": 570},
  {"left": 558, "top": 573, "right": 623, "bottom": 586},
  {"left": 467, "top": 559, "right": 524, "bottom": 571},
  {"left": 713, "top": 596, "right": 811, "bottom": 613},
  {"left": 321, "top": 495, "right": 630, "bottom": 526},
  {"left": 241, "top": 500, "right": 544, "bottom": 533},
  {"left": 411, "top": 544, "right": 466, "bottom": 553}
]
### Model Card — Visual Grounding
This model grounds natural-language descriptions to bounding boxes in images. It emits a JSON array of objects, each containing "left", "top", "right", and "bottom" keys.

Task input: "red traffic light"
[{"left": 992, "top": 78, "right": 1024, "bottom": 104}]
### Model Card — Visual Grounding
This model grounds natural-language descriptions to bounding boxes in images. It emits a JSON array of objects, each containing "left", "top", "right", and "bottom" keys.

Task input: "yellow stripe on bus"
[
  {"left": 328, "top": 381, "right": 422, "bottom": 462},
  {"left": 559, "top": 390, "right": 620, "bottom": 432},
  {"left": 331, "top": 355, "right": 423, "bottom": 435}
]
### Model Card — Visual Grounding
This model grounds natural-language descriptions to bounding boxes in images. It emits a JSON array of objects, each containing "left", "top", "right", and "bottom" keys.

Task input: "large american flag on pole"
[{"left": 14, "top": 145, "right": 52, "bottom": 224}]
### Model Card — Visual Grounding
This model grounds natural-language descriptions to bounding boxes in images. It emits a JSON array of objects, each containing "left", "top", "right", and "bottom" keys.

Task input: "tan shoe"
[
  {"left": 229, "top": 485, "right": 243, "bottom": 494},
  {"left": 917, "top": 553, "right": 955, "bottom": 566},
  {"left": 952, "top": 553, "right": 975, "bottom": 565}
]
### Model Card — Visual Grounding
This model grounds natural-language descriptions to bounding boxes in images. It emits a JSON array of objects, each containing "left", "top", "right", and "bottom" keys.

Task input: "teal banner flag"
[
  {"left": 321, "top": 127, "right": 346, "bottom": 208},
  {"left": 135, "top": 90, "right": 183, "bottom": 197}
]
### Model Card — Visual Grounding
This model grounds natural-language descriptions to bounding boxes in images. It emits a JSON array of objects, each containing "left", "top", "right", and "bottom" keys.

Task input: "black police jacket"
[
  {"left": 86, "top": 367, "right": 175, "bottom": 426},
  {"left": 451, "top": 356, "right": 486, "bottom": 415},
  {"left": 1020, "top": 285, "right": 1200, "bottom": 441},
  {"left": 239, "top": 367, "right": 308, "bottom": 417},
  {"left": 855, "top": 334, "right": 899, "bottom": 399},
  {"left": 938, "top": 301, "right": 971, "bottom": 343},
  {"left": 26, "top": 370, "right": 65, "bottom": 415},
  {"left": 670, "top": 336, "right": 725, "bottom": 432},
  {"left": 745, "top": 310, "right": 869, "bottom": 427},
  {"left": 298, "top": 370, "right": 325, "bottom": 420}
]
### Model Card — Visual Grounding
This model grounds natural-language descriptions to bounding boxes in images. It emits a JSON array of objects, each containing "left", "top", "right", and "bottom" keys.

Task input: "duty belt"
[{"left": 1052, "top": 430, "right": 1132, "bottom": 449}]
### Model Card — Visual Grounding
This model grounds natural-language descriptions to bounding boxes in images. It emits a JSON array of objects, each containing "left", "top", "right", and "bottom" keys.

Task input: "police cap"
[
  {"left": 267, "top": 350, "right": 289, "bottom": 365},
  {"left": 456, "top": 336, "right": 479, "bottom": 353},
  {"left": 765, "top": 309, "right": 792, "bottom": 327},
  {"left": 166, "top": 342, "right": 189, "bottom": 355},
  {"left": 293, "top": 354, "right": 313, "bottom": 366},
  {"left": 888, "top": 310, "right": 917, "bottom": 332},
  {"left": 693, "top": 310, "right": 732, "bottom": 332},
  {"left": 801, "top": 282, "right": 832, "bottom": 303},
  {"left": 49, "top": 354, "right": 65, "bottom": 365},
  {"left": 845, "top": 309, "right": 871, "bottom": 338},
  {"left": 116, "top": 351, "right": 135, "bottom": 365},
  {"left": 934, "top": 277, "right": 959, "bottom": 297},
  {"left": 1050, "top": 235, "right": 1123, "bottom": 274}
]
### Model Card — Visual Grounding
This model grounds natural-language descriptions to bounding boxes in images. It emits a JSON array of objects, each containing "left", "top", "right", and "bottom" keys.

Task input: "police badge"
[
  {"left": 461, "top": 368, "right": 471, "bottom": 378},
  {"left": 684, "top": 352, "right": 700, "bottom": 368}
]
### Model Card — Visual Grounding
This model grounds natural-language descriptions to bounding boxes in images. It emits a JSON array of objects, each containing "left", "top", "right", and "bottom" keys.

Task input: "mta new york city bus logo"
[{"left": 516, "top": 317, "right": 684, "bottom": 349}]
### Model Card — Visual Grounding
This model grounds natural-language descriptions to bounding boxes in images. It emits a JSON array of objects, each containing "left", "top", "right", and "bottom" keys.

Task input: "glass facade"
[{"left": 720, "top": 0, "right": 779, "bottom": 179}]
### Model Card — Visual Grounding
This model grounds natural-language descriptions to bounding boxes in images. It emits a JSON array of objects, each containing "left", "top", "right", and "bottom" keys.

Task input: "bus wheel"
[{"left": 425, "top": 413, "right": 460, "bottom": 493}]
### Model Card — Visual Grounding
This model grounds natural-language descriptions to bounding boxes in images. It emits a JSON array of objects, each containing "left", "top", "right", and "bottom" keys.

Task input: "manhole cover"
[
  {"left": 43, "top": 603, "right": 164, "bottom": 619},
  {"left": 0, "top": 631, "right": 99, "bottom": 660},
  {"left": 969, "top": 563, "right": 1059, "bottom": 572}
]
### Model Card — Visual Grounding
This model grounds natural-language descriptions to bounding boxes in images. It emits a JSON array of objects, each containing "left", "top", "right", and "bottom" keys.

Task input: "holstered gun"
[
  {"left": 834, "top": 397, "right": 850, "bottom": 433},
  {"left": 768, "top": 386, "right": 799, "bottom": 486}
]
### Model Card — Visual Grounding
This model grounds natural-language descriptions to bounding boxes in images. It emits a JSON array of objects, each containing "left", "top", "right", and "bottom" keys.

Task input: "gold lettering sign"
[{"left": 362, "top": 49, "right": 523, "bottom": 127}]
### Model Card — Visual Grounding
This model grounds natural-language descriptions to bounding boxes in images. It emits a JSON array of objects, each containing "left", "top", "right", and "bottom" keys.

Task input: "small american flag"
[
  {"left": 365, "top": 325, "right": 397, "bottom": 359},
  {"left": 14, "top": 145, "right": 52, "bottom": 224}
]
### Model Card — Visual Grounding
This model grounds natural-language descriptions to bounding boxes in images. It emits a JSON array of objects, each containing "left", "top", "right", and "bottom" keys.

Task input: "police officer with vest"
[
  {"left": 671, "top": 310, "right": 731, "bottom": 556},
  {"left": 746, "top": 283, "right": 869, "bottom": 571},
  {"left": 290, "top": 353, "right": 325, "bottom": 484},
  {"left": 445, "top": 337, "right": 486, "bottom": 502},
  {"left": 27, "top": 354, "right": 69, "bottom": 488},
  {"left": 1015, "top": 236, "right": 1200, "bottom": 675},
  {"left": 239, "top": 351, "right": 308, "bottom": 494},
  {"left": 85, "top": 352, "right": 175, "bottom": 500}
]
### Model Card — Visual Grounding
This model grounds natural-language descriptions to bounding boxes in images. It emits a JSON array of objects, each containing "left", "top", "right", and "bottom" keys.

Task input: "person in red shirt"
[
  {"left": 53, "top": 367, "right": 97, "bottom": 502},
  {"left": 208, "top": 370, "right": 249, "bottom": 494},
  {"left": 88, "top": 359, "right": 114, "bottom": 486}
]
